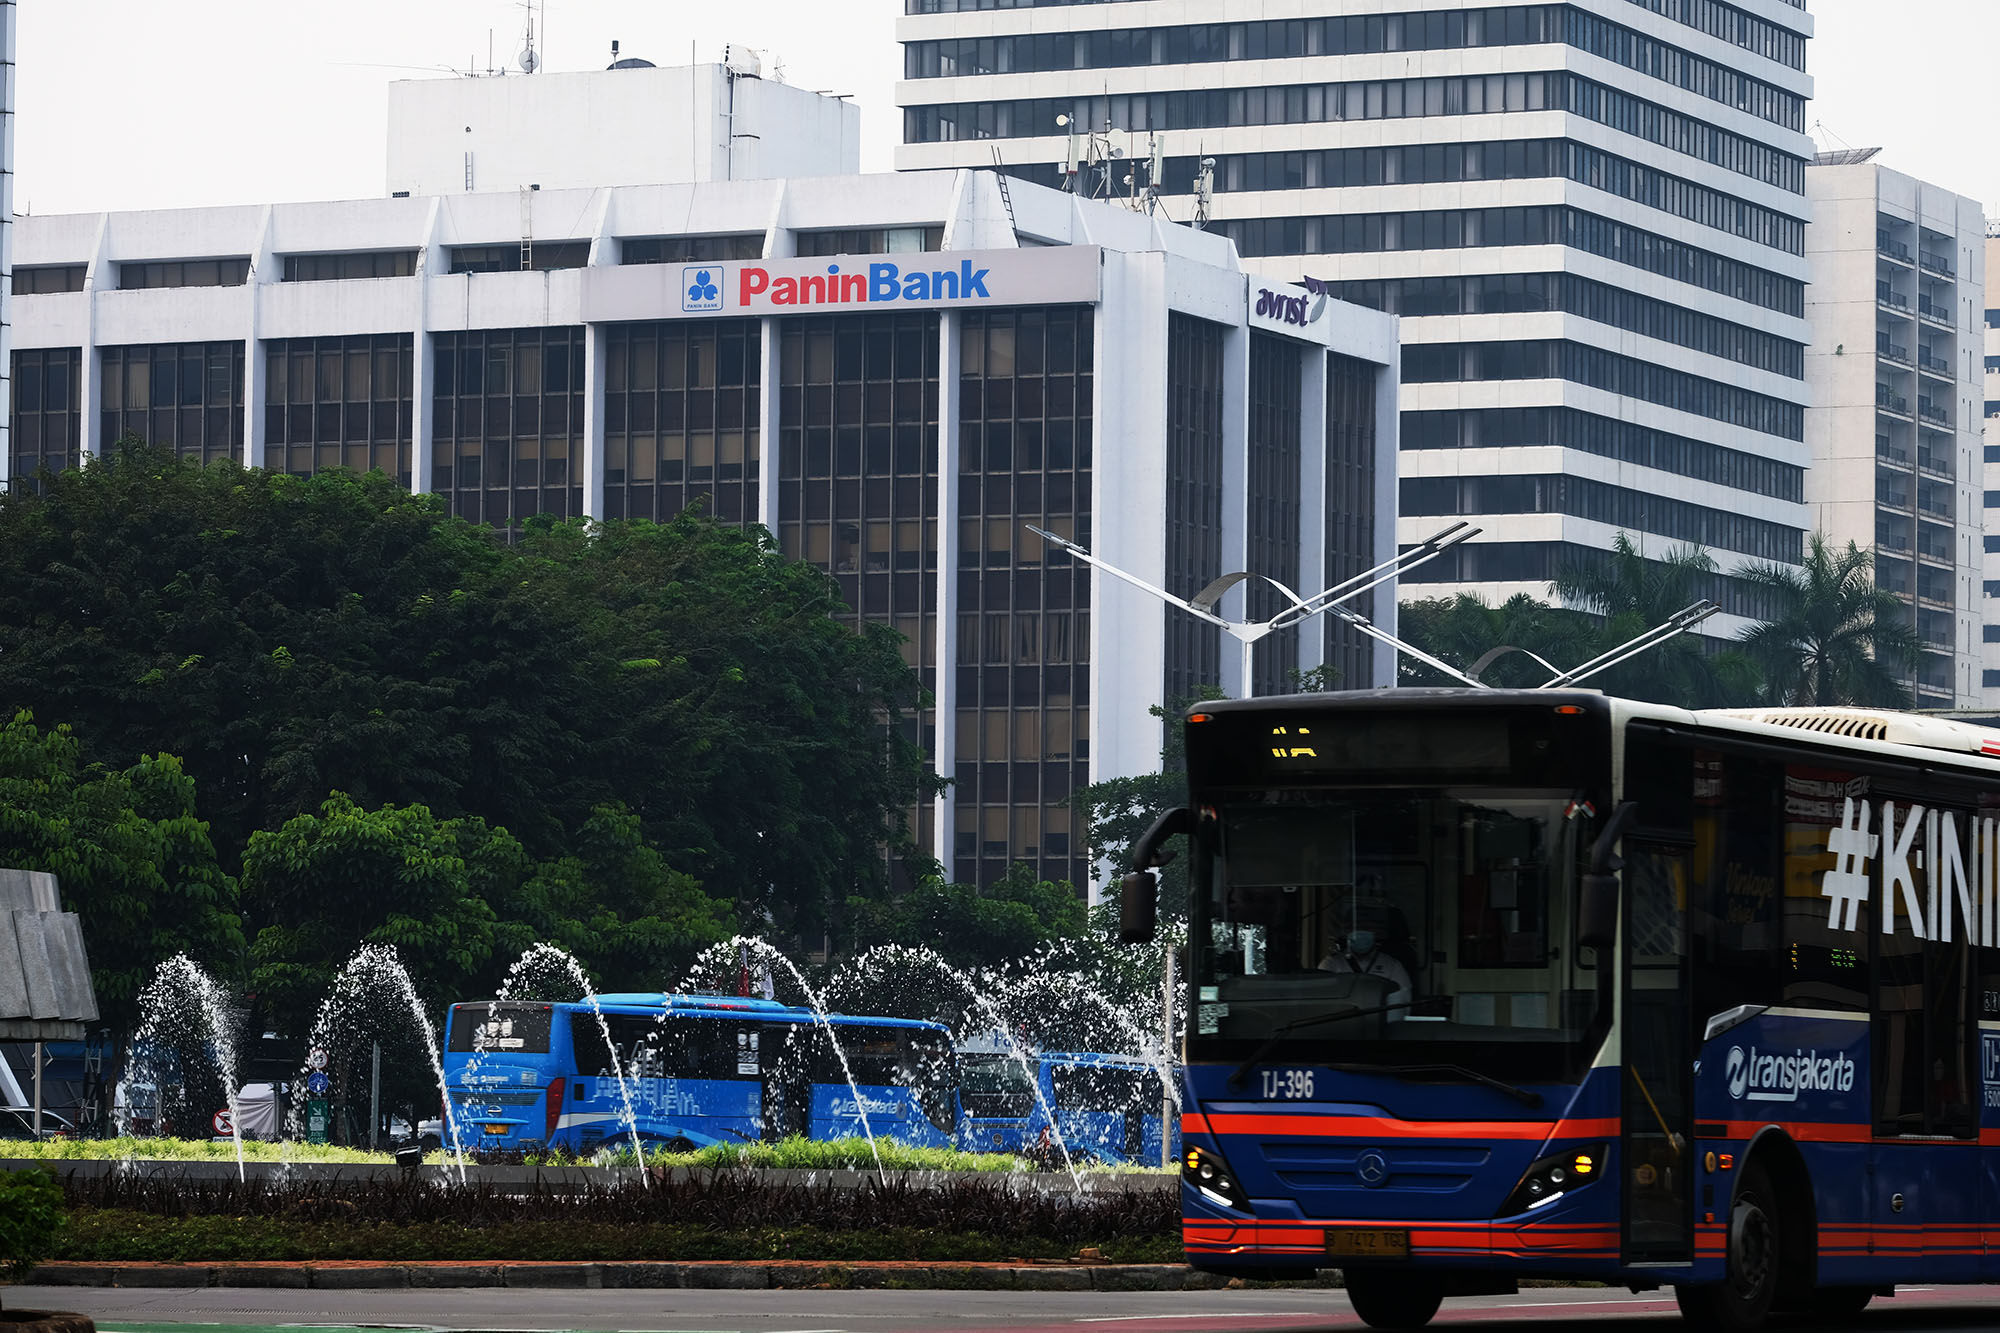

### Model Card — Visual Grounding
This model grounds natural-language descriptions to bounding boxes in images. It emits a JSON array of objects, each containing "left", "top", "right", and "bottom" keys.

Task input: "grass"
[{"left": 4, "top": 1134, "right": 1173, "bottom": 1175}]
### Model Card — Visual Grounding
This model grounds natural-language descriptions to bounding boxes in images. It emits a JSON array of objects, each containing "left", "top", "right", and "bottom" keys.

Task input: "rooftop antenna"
[
  {"left": 1192, "top": 155, "right": 1215, "bottom": 230},
  {"left": 517, "top": 0, "right": 540, "bottom": 74}
]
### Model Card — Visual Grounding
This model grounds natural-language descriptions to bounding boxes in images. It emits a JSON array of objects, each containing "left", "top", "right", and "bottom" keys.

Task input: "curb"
[{"left": 25, "top": 1260, "right": 1228, "bottom": 1293}]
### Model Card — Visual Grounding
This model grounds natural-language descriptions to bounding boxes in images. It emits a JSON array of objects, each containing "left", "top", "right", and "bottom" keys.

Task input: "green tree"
[
  {"left": 1397, "top": 593, "right": 1598, "bottom": 689},
  {"left": 238, "top": 794, "right": 528, "bottom": 1036},
  {"left": 845, "top": 861, "right": 1088, "bottom": 971},
  {"left": 516, "top": 804, "right": 735, "bottom": 992},
  {"left": 0, "top": 711, "right": 241, "bottom": 1028},
  {"left": 1734, "top": 535, "right": 1922, "bottom": 707},
  {"left": 511, "top": 511, "right": 941, "bottom": 941},
  {"left": 0, "top": 446, "right": 937, "bottom": 945},
  {"left": 1553, "top": 533, "right": 1758, "bottom": 707},
  {"left": 1071, "top": 692, "right": 1217, "bottom": 917}
]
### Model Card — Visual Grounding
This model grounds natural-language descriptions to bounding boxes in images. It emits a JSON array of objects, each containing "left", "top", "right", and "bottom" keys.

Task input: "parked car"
[{"left": 0, "top": 1107, "right": 77, "bottom": 1140}]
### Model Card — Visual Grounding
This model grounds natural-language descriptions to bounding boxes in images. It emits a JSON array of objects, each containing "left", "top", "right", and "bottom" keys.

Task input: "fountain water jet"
[
  {"left": 126, "top": 954, "right": 247, "bottom": 1181},
  {"left": 293, "top": 943, "right": 471, "bottom": 1182},
  {"left": 682, "top": 936, "right": 890, "bottom": 1183},
  {"left": 826, "top": 943, "right": 1084, "bottom": 1193},
  {"left": 496, "top": 942, "right": 649, "bottom": 1185}
]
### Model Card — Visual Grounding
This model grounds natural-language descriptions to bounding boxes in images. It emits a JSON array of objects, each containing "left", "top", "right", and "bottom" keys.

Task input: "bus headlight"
[
  {"left": 1182, "top": 1144, "right": 1249, "bottom": 1212},
  {"left": 1500, "top": 1144, "right": 1606, "bottom": 1215}
]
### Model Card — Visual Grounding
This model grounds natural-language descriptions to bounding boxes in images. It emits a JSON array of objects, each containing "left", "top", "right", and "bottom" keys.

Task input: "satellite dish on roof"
[{"left": 518, "top": 47, "right": 539, "bottom": 74}]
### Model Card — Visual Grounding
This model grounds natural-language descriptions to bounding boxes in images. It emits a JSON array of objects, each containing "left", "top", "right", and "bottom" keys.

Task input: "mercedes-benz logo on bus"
[{"left": 1356, "top": 1150, "right": 1391, "bottom": 1188}]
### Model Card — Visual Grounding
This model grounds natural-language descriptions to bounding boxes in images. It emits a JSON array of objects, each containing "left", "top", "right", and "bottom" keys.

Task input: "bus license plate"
[
  {"left": 484, "top": 1123, "right": 509, "bottom": 1136},
  {"left": 1326, "top": 1228, "right": 1409, "bottom": 1259}
]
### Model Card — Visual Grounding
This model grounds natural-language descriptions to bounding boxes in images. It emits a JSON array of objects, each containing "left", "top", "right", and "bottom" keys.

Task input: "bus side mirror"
[
  {"left": 1120, "top": 807, "right": 1192, "bottom": 946},
  {"left": 1120, "top": 870, "right": 1158, "bottom": 944},
  {"left": 1578, "top": 802, "right": 1637, "bottom": 953}
]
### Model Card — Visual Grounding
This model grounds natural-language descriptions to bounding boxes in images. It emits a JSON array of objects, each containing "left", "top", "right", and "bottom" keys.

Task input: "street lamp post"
[{"left": 1023, "top": 521, "right": 1485, "bottom": 697}]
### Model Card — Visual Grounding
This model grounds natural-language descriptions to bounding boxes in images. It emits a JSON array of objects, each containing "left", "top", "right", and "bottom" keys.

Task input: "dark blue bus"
[
  {"left": 442, "top": 993, "right": 959, "bottom": 1153},
  {"left": 1124, "top": 690, "right": 2000, "bottom": 1329},
  {"left": 957, "top": 1050, "right": 1173, "bottom": 1165}
]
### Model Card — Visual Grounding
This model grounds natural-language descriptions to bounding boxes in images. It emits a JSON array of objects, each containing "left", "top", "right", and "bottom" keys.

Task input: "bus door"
[{"left": 1623, "top": 841, "right": 1694, "bottom": 1264}]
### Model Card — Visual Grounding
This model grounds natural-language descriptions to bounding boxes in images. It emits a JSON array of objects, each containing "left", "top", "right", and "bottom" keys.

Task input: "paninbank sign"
[{"left": 585, "top": 246, "right": 1103, "bottom": 323}]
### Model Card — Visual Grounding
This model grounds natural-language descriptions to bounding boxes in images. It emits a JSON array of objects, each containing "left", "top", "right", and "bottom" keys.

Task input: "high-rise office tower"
[
  {"left": 898, "top": 0, "right": 1816, "bottom": 632},
  {"left": 1804, "top": 153, "right": 1984, "bottom": 709},
  {"left": 1982, "top": 225, "right": 2000, "bottom": 706}
]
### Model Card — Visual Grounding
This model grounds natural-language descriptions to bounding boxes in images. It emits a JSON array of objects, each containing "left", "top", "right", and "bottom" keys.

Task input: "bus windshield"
[{"left": 1190, "top": 787, "right": 1601, "bottom": 1083}]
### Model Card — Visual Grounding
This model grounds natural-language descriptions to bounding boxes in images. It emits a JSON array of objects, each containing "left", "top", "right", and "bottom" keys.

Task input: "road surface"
[{"left": 9, "top": 1282, "right": 2000, "bottom": 1332}]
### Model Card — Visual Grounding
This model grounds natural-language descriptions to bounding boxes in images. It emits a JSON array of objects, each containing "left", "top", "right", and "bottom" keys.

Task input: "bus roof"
[{"left": 1184, "top": 689, "right": 2000, "bottom": 774}]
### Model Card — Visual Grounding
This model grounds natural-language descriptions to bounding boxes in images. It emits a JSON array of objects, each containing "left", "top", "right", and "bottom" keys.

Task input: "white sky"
[{"left": 12, "top": 0, "right": 1998, "bottom": 220}]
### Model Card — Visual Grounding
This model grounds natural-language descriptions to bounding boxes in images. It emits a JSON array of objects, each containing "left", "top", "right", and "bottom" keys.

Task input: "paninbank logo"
[
  {"left": 741, "top": 260, "right": 993, "bottom": 309},
  {"left": 1725, "top": 1044, "right": 1855, "bottom": 1103}
]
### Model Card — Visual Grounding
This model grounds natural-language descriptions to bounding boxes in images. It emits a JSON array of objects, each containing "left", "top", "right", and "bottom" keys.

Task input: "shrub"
[{"left": 0, "top": 1168, "right": 64, "bottom": 1283}]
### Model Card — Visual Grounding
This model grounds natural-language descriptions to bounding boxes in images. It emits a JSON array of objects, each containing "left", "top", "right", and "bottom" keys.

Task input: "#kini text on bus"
[{"left": 1121, "top": 689, "right": 2000, "bottom": 1331}]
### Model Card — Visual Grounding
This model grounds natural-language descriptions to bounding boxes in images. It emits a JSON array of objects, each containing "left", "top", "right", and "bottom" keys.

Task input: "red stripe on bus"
[{"left": 1184, "top": 1113, "right": 1619, "bottom": 1140}]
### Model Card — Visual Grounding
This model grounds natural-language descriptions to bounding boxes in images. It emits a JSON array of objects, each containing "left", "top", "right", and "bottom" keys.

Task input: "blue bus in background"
[
  {"left": 958, "top": 1050, "right": 1173, "bottom": 1165},
  {"left": 442, "top": 993, "right": 959, "bottom": 1154}
]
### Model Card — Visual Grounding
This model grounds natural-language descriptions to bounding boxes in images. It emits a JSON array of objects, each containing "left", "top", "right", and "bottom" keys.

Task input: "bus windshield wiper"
[
  {"left": 1327, "top": 1061, "right": 1543, "bottom": 1109},
  {"left": 1225, "top": 999, "right": 1434, "bottom": 1088}
]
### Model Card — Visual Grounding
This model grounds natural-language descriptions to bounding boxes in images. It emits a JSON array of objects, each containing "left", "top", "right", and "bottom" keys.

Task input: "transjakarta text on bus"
[{"left": 738, "top": 260, "right": 992, "bottom": 308}]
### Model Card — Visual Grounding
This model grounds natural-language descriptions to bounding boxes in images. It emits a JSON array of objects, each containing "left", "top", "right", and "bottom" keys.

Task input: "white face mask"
[{"left": 1347, "top": 929, "right": 1376, "bottom": 955}]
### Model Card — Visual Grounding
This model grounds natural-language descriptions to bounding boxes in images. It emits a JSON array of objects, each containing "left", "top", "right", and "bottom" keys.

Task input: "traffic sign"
[
  {"left": 308, "top": 1046, "right": 329, "bottom": 1071},
  {"left": 306, "top": 1071, "right": 331, "bottom": 1097},
  {"left": 212, "top": 1108, "right": 234, "bottom": 1137}
]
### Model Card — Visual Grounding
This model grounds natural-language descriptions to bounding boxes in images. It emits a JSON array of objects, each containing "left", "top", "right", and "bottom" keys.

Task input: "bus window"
[
  {"left": 961, "top": 1054, "right": 1036, "bottom": 1116},
  {"left": 1779, "top": 764, "right": 1869, "bottom": 1011},
  {"left": 449, "top": 1003, "right": 553, "bottom": 1054},
  {"left": 570, "top": 1012, "right": 765, "bottom": 1081}
]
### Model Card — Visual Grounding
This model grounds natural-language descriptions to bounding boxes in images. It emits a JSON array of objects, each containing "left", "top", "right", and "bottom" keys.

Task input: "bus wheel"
[
  {"left": 1342, "top": 1269, "right": 1443, "bottom": 1330},
  {"left": 1804, "top": 1286, "right": 1873, "bottom": 1318},
  {"left": 1675, "top": 1162, "right": 1780, "bottom": 1331}
]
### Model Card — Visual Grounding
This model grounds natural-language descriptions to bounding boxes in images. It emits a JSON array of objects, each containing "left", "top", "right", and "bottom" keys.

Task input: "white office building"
[
  {"left": 1984, "top": 227, "right": 2000, "bottom": 705},
  {"left": 1803, "top": 153, "right": 1985, "bottom": 709},
  {"left": 4, "top": 163, "right": 1398, "bottom": 892},
  {"left": 896, "top": 0, "right": 1816, "bottom": 634},
  {"left": 386, "top": 49, "right": 860, "bottom": 197}
]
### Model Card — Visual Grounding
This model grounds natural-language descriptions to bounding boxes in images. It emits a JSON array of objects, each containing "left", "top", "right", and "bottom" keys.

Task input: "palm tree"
[
  {"left": 1734, "top": 535, "right": 1921, "bottom": 708},
  {"left": 1551, "top": 533, "right": 1750, "bottom": 708}
]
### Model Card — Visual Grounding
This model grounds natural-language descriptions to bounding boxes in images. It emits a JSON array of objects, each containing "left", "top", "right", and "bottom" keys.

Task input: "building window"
[
  {"left": 794, "top": 228, "right": 944, "bottom": 257},
  {"left": 1164, "top": 314, "right": 1225, "bottom": 704},
  {"left": 604, "top": 319, "right": 762, "bottom": 524},
  {"left": 1403, "top": 406, "right": 1803, "bottom": 504},
  {"left": 621, "top": 235, "right": 765, "bottom": 265},
  {"left": 262, "top": 334, "right": 414, "bottom": 484},
  {"left": 431, "top": 327, "right": 586, "bottom": 530},
  {"left": 1326, "top": 355, "right": 1377, "bottom": 687},
  {"left": 446, "top": 243, "right": 590, "bottom": 275},
  {"left": 776, "top": 311, "right": 943, "bottom": 866},
  {"left": 12, "top": 265, "right": 86, "bottom": 295},
  {"left": 99, "top": 342, "right": 245, "bottom": 465},
  {"left": 117, "top": 258, "right": 251, "bottom": 290},
  {"left": 281, "top": 251, "right": 419, "bottom": 282},
  {"left": 9, "top": 348, "right": 83, "bottom": 489},
  {"left": 1247, "top": 333, "right": 1303, "bottom": 696},
  {"left": 1401, "top": 473, "right": 1800, "bottom": 563},
  {"left": 953, "top": 306, "right": 1094, "bottom": 890}
]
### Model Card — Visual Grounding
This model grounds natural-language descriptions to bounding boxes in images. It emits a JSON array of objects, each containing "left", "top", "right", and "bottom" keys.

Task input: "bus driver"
[{"left": 1319, "top": 897, "right": 1412, "bottom": 1018}]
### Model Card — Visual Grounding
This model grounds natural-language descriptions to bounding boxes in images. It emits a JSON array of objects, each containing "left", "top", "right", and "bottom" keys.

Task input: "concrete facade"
[
  {"left": 895, "top": 0, "right": 1817, "bottom": 637},
  {"left": 1986, "top": 229, "right": 2000, "bottom": 705},
  {"left": 1805, "top": 157, "right": 1986, "bottom": 708},
  {"left": 4, "top": 169, "right": 1397, "bottom": 894},
  {"left": 387, "top": 60, "right": 861, "bottom": 196}
]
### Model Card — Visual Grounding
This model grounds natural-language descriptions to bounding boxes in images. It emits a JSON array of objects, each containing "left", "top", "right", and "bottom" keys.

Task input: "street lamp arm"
[
  {"left": 1328, "top": 605, "right": 1486, "bottom": 689},
  {"left": 1536, "top": 600, "right": 1720, "bottom": 689},
  {"left": 1277, "top": 521, "right": 1478, "bottom": 629},
  {"left": 1023, "top": 524, "right": 1234, "bottom": 630}
]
